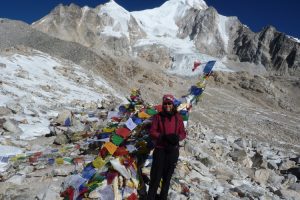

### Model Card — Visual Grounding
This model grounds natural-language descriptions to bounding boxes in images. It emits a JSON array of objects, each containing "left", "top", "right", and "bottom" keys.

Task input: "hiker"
[{"left": 147, "top": 94, "right": 187, "bottom": 200}]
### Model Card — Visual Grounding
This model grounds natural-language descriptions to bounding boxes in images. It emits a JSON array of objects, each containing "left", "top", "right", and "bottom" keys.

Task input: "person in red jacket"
[{"left": 147, "top": 94, "right": 187, "bottom": 200}]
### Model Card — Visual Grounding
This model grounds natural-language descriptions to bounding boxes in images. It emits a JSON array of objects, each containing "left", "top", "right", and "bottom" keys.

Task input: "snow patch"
[
  {"left": 217, "top": 15, "right": 229, "bottom": 50},
  {"left": 98, "top": 1, "right": 131, "bottom": 37},
  {"left": 0, "top": 51, "right": 122, "bottom": 140},
  {"left": 287, "top": 35, "right": 300, "bottom": 43}
]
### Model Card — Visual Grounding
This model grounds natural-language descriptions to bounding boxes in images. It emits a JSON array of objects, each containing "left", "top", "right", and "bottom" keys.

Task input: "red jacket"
[{"left": 150, "top": 112, "right": 187, "bottom": 148}]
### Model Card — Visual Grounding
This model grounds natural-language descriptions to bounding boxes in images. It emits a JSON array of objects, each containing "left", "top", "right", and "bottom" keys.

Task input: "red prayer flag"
[
  {"left": 154, "top": 105, "right": 162, "bottom": 112},
  {"left": 116, "top": 127, "right": 131, "bottom": 139},
  {"left": 127, "top": 193, "right": 138, "bottom": 200},
  {"left": 192, "top": 60, "right": 201, "bottom": 72},
  {"left": 113, "top": 146, "right": 129, "bottom": 156}
]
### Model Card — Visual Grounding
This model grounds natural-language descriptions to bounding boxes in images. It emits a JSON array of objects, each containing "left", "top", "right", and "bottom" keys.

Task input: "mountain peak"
[
  {"left": 168, "top": 0, "right": 208, "bottom": 10},
  {"left": 185, "top": 0, "right": 208, "bottom": 10},
  {"left": 99, "top": 0, "right": 129, "bottom": 15},
  {"left": 97, "top": 0, "right": 131, "bottom": 37}
]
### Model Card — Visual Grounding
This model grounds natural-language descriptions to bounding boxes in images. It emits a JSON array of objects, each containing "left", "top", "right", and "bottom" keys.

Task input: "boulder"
[
  {"left": 0, "top": 107, "right": 12, "bottom": 116},
  {"left": 230, "top": 184, "right": 264, "bottom": 199},
  {"left": 6, "top": 102, "right": 23, "bottom": 114},
  {"left": 36, "top": 182, "right": 62, "bottom": 200},
  {"left": 267, "top": 160, "right": 279, "bottom": 170},
  {"left": 54, "top": 134, "right": 70, "bottom": 145},
  {"left": 233, "top": 138, "right": 246, "bottom": 148},
  {"left": 282, "top": 174, "right": 298, "bottom": 189},
  {"left": 279, "top": 189, "right": 300, "bottom": 200},
  {"left": 18, "top": 166, "right": 34, "bottom": 175},
  {"left": 3, "top": 119, "right": 22, "bottom": 134},
  {"left": 254, "top": 169, "right": 270, "bottom": 187},
  {"left": 211, "top": 168, "right": 235, "bottom": 182},
  {"left": 0, "top": 118, "right": 6, "bottom": 128},
  {"left": 279, "top": 160, "right": 296, "bottom": 170},
  {"left": 6, "top": 174, "right": 26, "bottom": 185},
  {"left": 0, "top": 63, "right": 6, "bottom": 68},
  {"left": 54, "top": 110, "right": 72, "bottom": 126},
  {"left": 267, "top": 171, "right": 284, "bottom": 189},
  {"left": 241, "top": 156, "right": 253, "bottom": 168},
  {"left": 229, "top": 149, "right": 247, "bottom": 162},
  {"left": 290, "top": 156, "right": 300, "bottom": 165},
  {"left": 288, "top": 183, "right": 300, "bottom": 192},
  {"left": 251, "top": 152, "right": 263, "bottom": 168}
]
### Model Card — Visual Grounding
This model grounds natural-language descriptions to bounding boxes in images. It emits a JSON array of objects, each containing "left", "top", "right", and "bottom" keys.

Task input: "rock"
[
  {"left": 0, "top": 183, "right": 31, "bottom": 199},
  {"left": 175, "top": 162, "right": 190, "bottom": 178},
  {"left": 54, "top": 110, "right": 72, "bottom": 126},
  {"left": 241, "top": 156, "right": 253, "bottom": 168},
  {"left": 52, "top": 168, "right": 71, "bottom": 176},
  {"left": 282, "top": 174, "right": 298, "bottom": 188},
  {"left": 3, "top": 119, "right": 22, "bottom": 134},
  {"left": 267, "top": 171, "right": 284, "bottom": 189},
  {"left": 24, "top": 108, "right": 38, "bottom": 117},
  {"left": 251, "top": 152, "right": 263, "bottom": 168},
  {"left": 54, "top": 134, "right": 70, "bottom": 145},
  {"left": 0, "top": 63, "right": 6, "bottom": 68},
  {"left": 238, "top": 168, "right": 255, "bottom": 180},
  {"left": 0, "top": 107, "right": 12, "bottom": 116},
  {"left": 279, "top": 189, "right": 300, "bottom": 200},
  {"left": 233, "top": 138, "right": 246, "bottom": 148},
  {"left": 18, "top": 166, "right": 34, "bottom": 175},
  {"left": 229, "top": 149, "right": 247, "bottom": 162},
  {"left": 281, "top": 167, "right": 300, "bottom": 179},
  {"left": 218, "top": 193, "right": 241, "bottom": 200},
  {"left": 289, "top": 183, "right": 300, "bottom": 192},
  {"left": 279, "top": 160, "right": 296, "bottom": 170},
  {"left": 6, "top": 102, "right": 23, "bottom": 114},
  {"left": 184, "top": 141, "right": 198, "bottom": 156},
  {"left": 254, "top": 169, "right": 270, "bottom": 186},
  {"left": 267, "top": 160, "right": 279, "bottom": 170},
  {"left": 210, "top": 143, "right": 225, "bottom": 158},
  {"left": 290, "top": 156, "right": 300, "bottom": 165},
  {"left": 231, "top": 184, "right": 264, "bottom": 199},
  {"left": 6, "top": 174, "right": 26, "bottom": 185},
  {"left": 211, "top": 168, "right": 235, "bottom": 182},
  {"left": 196, "top": 157, "right": 212, "bottom": 167},
  {"left": 69, "top": 118, "right": 85, "bottom": 132},
  {"left": 0, "top": 118, "right": 6, "bottom": 128},
  {"left": 36, "top": 182, "right": 62, "bottom": 200}
]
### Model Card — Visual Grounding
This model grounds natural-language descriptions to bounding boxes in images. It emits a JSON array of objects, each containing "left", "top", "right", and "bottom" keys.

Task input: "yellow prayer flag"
[
  {"left": 196, "top": 82, "right": 206, "bottom": 88},
  {"left": 56, "top": 158, "right": 64, "bottom": 165},
  {"left": 103, "top": 127, "right": 116, "bottom": 133},
  {"left": 104, "top": 142, "right": 118, "bottom": 155},
  {"left": 138, "top": 111, "right": 150, "bottom": 119},
  {"left": 93, "top": 156, "right": 105, "bottom": 169}
]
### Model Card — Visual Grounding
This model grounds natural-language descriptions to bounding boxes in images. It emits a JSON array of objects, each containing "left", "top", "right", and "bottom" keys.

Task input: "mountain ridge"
[{"left": 31, "top": 0, "right": 299, "bottom": 76}]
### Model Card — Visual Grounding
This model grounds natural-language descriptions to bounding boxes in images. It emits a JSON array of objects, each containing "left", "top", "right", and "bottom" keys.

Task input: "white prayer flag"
[{"left": 125, "top": 118, "right": 137, "bottom": 131}]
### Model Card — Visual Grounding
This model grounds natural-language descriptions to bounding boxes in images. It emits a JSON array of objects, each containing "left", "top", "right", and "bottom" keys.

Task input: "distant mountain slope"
[
  {"left": 0, "top": 19, "right": 146, "bottom": 92},
  {"left": 31, "top": 0, "right": 300, "bottom": 75},
  {"left": 0, "top": 18, "right": 190, "bottom": 103}
]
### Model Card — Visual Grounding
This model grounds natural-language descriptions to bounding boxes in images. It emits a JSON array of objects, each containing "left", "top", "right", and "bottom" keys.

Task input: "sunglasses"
[{"left": 163, "top": 102, "right": 173, "bottom": 105}]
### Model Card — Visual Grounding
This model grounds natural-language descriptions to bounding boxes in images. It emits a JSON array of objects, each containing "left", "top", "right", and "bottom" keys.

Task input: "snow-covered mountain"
[{"left": 32, "top": 0, "right": 300, "bottom": 75}]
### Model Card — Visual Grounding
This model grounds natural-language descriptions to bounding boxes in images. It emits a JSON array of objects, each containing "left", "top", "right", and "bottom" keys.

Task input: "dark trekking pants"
[{"left": 147, "top": 147, "right": 179, "bottom": 200}]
